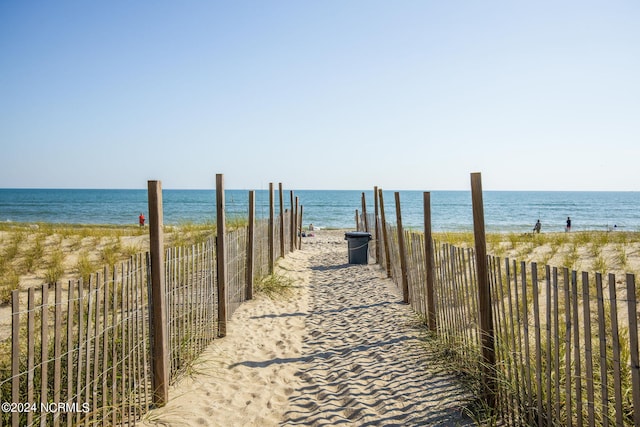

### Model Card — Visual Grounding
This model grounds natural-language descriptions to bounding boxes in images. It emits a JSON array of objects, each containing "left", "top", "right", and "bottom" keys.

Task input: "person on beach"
[
  {"left": 139, "top": 213, "right": 145, "bottom": 227},
  {"left": 533, "top": 219, "right": 541, "bottom": 233},
  {"left": 566, "top": 217, "right": 571, "bottom": 232}
]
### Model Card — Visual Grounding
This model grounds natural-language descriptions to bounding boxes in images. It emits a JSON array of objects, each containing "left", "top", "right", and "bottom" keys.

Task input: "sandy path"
[{"left": 141, "top": 231, "right": 474, "bottom": 426}]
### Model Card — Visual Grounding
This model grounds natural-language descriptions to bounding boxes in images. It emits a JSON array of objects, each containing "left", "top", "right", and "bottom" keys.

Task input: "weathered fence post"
[
  {"left": 298, "top": 201, "right": 303, "bottom": 249},
  {"left": 290, "top": 191, "right": 295, "bottom": 252},
  {"left": 279, "top": 183, "right": 285, "bottom": 258},
  {"left": 355, "top": 209, "right": 360, "bottom": 231},
  {"left": 374, "top": 186, "right": 380, "bottom": 264},
  {"left": 216, "top": 174, "right": 227, "bottom": 337},
  {"left": 626, "top": 274, "right": 640, "bottom": 427},
  {"left": 378, "top": 189, "right": 391, "bottom": 278},
  {"left": 147, "top": 180, "right": 169, "bottom": 406},
  {"left": 362, "top": 192, "right": 369, "bottom": 232},
  {"left": 246, "top": 190, "right": 255, "bottom": 300},
  {"left": 268, "top": 182, "right": 275, "bottom": 274},
  {"left": 470, "top": 172, "right": 496, "bottom": 408},
  {"left": 423, "top": 192, "right": 437, "bottom": 332},
  {"left": 394, "top": 192, "right": 410, "bottom": 304},
  {"left": 294, "top": 195, "right": 299, "bottom": 250}
]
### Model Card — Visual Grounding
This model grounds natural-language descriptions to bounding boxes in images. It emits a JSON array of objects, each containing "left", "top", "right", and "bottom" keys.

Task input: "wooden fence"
[
  {"left": 369, "top": 178, "right": 640, "bottom": 426},
  {"left": 1, "top": 178, "right": 304, "bottom": 426}
]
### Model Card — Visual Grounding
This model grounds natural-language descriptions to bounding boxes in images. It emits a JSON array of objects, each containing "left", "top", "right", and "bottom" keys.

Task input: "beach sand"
[{"left": 139, "top": 230, "right": 475, "bottom": 426}]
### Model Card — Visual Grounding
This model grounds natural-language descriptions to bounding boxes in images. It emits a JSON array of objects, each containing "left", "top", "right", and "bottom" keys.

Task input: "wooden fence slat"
[
  {"left": 571, "top": 271, "right": 583, "bottom": 427},
  {"left": 92, "top": 272, "right": 102, "bottom": 425},
  {"left": 544, "top": 265, "right": 552, "bottom": 426},
  {"left": 102, "top": 268, "right": 110, "bottom": 423},
  {"left": 27, "top": 287, "right": 35, "bottom": 426},
  {"left": 563, "top": 268, "right": 573, "bottom": 427},
  {"left": 66, "top": 282, "right": 74, "bottom": 427},
  {"left": 626, "top": 274, "right": 640, "bottom": 427},
  {"left": 495, "top": 257, "right": 514, "bottom": 423},
  {"left": 531, "top": 263, "right": 543, "bottom": 426},
  {"left": 606, "top": 273, "right": 623, "bottom": 427},
  {"left": 11, "top": 290, "right": 20, "bottom": 427},
  {"left": 53, "top": 282, "right": 62, "bottom": 427},
  {"left": 595, "top": 273, "right": 609, "bottom": 427},
  {"left": 505, "top": 259, "right": 522, "bottom": 423},
  {"left": 552, "top": 267, "right": 561, "bottom": 423},
  {"left": 521, "top": 262, "right": 533, "bottom": 425},
  {"left": 582, "top": 272, "right": 595, "bottom": 427},
  {"left": 40, "top": 283, "right": 49, "bottom": 427}
]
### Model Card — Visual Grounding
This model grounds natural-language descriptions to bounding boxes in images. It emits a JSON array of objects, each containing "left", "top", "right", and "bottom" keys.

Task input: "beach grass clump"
[
  {"left": 592, "top": 255, "right": 608, "bottom": 273},
  {"left": 256, "top": 272, "right": 295, "bottom": 299},
  {"left": 23, "top": 234, "right": 45, "bottom": 273},
  {"left": 616, "top": 244, "right": 629, "bottom": 271},
  {"left": 227, "top": 216, "right": 247, "bottom": 230},
  {"left": 3, "top": 231, "right": 24, "bottom": 261},
  {"left": 434, "top": 232, "right": 474, "bottom": 247},
  {"left": 75, "top": 251, "right": 96, "bottom": 284},
  {"left": 44, "top": 248, "right": 65, "bottom": 285},
  {"left": 100, "top": 239, "right": 122, "bottom": 267},
  {"left": 167, "top": 221, "right": 215, "bottom": 248},
  {"left": 0, "top": 268, "right": 20, "bottom": 304},
  {"left": 562, "top": 243, "right": 580, "bottom": 270},
  {"left": 122, "top": 243, "right": 142, "bottom": 258}
]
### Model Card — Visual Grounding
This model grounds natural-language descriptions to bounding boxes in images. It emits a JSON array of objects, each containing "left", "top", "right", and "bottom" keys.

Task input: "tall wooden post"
[
  {"left": 289, "top": 191, "right": 295, "bottom": 252},
  {"left": 379, "top": 189, "right": 391, "bottom": 278},
  {"left": 246, "top": 190, "right": 255, "bottom": 300},
  {"left": 423, "top": 192, "right": 437, "bottom": 332},
  {"left": 374, "top": 186, "right": 380, "bottom": 264},
  {"left": 361, "top": 192, "right": 369, "bottom": 232},
  {"left": 355, "top": 209, "right": 360, "bottom": 231},
  {"left": 279, "top": 183, "right": 285, "bottom": 257},
  {"left": 471, "top": 172, "right": 496, "bottom": 407},
  {"left": 147, "top": 180, "right": 168, "bottom": 405},
  {"left": 299, "top": 204, "right": 304, "bottom": 249},
  {"left": 216, "top": 174, "right": 227, "bottom": 337},
  {"left": 395, "top": 192, "right": 410, "bottom": 304},
  {"left": 294, "top": 195, "right": 299, "bottom": 250},
  {"left": 268, "top": 183, "right": 275, "bottom": 274}
]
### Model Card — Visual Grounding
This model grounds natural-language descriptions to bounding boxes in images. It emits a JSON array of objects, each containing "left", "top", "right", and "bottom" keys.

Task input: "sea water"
[{"left": 1, "top": 188, "right": 639, "bottom": 233}]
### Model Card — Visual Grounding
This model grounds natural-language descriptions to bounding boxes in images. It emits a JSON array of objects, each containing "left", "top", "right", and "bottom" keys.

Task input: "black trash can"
[{"left": 344, "top": 231, "right": 372, "bottom": 264}]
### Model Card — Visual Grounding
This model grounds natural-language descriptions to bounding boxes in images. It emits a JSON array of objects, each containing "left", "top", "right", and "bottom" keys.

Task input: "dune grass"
[
  {"left": 255, "top": 272, "right": 295, "bottom": 299},
  {"left": 434, "top": 230, "right": 640, "bottom": 278}
]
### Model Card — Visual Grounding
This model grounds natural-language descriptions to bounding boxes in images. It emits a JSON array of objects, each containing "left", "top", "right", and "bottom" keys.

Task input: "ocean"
[{"left": 1, "top": 189, "right": 639, "bottom": 233}]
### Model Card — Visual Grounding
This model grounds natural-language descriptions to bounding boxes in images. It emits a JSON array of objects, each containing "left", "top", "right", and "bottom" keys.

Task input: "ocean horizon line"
[{"left": 1, "top": 187, "right": 639, "bottom": 193}]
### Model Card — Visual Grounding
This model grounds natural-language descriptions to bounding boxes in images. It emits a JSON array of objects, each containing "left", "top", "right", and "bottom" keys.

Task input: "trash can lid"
[{"left": 344, "top": 231, "right": 372, "bottom": 239}]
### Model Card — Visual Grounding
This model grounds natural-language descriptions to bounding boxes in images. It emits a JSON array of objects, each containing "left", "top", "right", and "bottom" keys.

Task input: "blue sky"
[{"left": 1, "top": 1, "right": 639, "bottom": 190}]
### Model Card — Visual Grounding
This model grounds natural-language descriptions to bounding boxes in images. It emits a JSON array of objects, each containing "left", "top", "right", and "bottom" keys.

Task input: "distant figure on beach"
[
  {"left": 309, "top": 223, "right": 314, "bottom": 231},
  {"left": 533, "top": 219, "right": 541, "bottom": 233},
  {"left": 566, "top": 217, "right": 571, "bottom": 232},
  {"left": 139, "top": 213, "right": 145, "bottom": 227}
]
